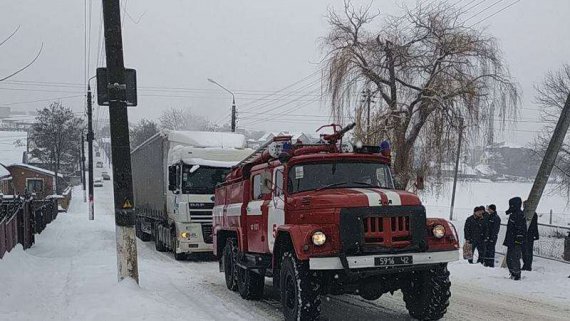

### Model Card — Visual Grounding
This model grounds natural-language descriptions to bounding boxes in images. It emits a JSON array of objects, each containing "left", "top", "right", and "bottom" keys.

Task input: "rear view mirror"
[{"left": 168, "top": 166, "right": 177, "bottom": 191}]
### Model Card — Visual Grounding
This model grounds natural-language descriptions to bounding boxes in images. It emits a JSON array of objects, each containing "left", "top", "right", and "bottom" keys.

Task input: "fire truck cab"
[{"left": 213, "top": 123, "right": 459, "bottom": 321}]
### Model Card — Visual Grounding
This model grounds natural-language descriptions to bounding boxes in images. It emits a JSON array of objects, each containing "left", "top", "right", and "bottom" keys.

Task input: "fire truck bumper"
[{"left": 308, "top": 250, "right": 459, "bottom": 270}]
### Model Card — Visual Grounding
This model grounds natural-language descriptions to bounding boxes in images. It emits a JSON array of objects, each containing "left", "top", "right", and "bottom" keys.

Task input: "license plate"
[{"left": 374, "top": 255, "right": 413, "bottom": 266}]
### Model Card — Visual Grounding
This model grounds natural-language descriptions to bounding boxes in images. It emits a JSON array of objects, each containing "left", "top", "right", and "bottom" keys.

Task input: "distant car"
[
  {"left": 101, "top": 171, "right": 111, "bottom": 180},
  {"left": 94, "top": 178, "right": 104, "bottom": 187},
  {"left": 96, "top": 161, "right": 104, "bottom": 168}
]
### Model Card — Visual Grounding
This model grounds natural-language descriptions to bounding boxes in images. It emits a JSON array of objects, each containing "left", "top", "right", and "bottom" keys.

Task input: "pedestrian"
[
  {"left": 464, "top": 206, "right": 487, "bottom": 264},
  {"left": 522, "top": 201, "right": 539, "bottom": 271},
  {"left": 483, "top": 204, "right": 501, "bottom": 267},
  {"left": 503, "top": 197, "right": 527, "bottom": 280}
]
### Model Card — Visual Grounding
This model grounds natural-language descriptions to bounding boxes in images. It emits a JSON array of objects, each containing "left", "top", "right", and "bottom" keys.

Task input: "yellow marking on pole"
[{"left": 123, "top": 199, "right": 133, "bottom": 209}]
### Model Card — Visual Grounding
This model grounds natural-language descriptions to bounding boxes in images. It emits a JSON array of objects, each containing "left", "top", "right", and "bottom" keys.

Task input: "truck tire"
[
  {"left": 401, "top": 264, "right": 451, "bottom": 321},
  {"left": 279, "top": 252, "right": 321, "bottom": 321},
  {"left": 237, "top": 266, "right": 264, "bottom": 300},
  {"left": 223, "top": 239, "right": 238, "bottom": 291},
  {"left": 136, "top": 220, "right": 152, "bottom": 242},
  {"left": 155, "top": 225, "right": 167, "bottom": 252}
]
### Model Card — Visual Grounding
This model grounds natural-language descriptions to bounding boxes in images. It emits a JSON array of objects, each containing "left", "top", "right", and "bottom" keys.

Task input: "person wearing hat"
[
  {"left": 504, "top": 197, "right": 527, "bottom": 280},
  {"left": 483, "top": 204, "right": 501, "bottom": 267},
  {"left": 522, "top": 200, "right": 540, "bottom": 271},
  {"left": 464, "top": 206, "right": 487, "bottom": 264}
]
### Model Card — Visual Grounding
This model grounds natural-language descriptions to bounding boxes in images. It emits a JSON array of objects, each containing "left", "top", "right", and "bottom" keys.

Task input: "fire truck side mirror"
[{"left": 262, "top": 177, "right": 274, "bottom": 194}]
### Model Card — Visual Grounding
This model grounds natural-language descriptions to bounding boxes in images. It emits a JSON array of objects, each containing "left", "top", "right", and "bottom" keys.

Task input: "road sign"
[{"left": 96, "top": 67, "right": 138, "bottom": 106}]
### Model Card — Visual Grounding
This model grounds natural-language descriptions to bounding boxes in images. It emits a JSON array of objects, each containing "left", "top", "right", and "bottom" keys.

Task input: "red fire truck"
[{"left": 213, "top": 123, "right": 459, "bottom": 321}]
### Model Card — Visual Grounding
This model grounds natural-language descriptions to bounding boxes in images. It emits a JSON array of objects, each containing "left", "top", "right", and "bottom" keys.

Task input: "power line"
[{"left": 469, "top": 0, "right": 521, "bottom": 26}]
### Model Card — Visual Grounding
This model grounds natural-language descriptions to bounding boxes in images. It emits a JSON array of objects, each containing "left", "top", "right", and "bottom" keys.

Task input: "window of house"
[{"left": 27, "top": 179, "right": 43, "bottom": 193}]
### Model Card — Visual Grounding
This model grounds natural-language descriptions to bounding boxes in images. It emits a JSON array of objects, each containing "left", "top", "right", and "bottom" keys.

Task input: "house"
[{"left": 0, "top": 164, "right": 64, "bottom": 199}]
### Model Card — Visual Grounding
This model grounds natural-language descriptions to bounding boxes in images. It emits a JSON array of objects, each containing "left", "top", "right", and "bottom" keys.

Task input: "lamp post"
[{"left": 208, "top": 78, "right": 236, "bottom": 132}]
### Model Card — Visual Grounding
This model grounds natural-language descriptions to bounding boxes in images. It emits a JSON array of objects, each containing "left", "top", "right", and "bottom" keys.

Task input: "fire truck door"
[
  {"left": 267, "top": 166, "right": 285, "bottom": 253},
  {"left": 247, "top": 171, "right": 269, "bottom": 253}
]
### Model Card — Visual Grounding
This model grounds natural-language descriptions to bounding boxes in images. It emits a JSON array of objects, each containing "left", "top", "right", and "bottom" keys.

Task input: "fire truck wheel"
[
  {"left": 401, "top": 264, "right": 451, "bottom": 321},
  {"left": 279, "top": 252, "right": 321, "bottom": 321},
  {"left": 237, "top": 266, "right": 264, "bottom": 300},
  {"left": 223, "top": 238, "right": 238, "bottom": 291}
]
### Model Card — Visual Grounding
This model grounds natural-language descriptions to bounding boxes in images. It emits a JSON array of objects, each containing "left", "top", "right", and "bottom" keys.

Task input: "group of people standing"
[{"left": 464, "top": 197, "right": 539, "bottom": 280}]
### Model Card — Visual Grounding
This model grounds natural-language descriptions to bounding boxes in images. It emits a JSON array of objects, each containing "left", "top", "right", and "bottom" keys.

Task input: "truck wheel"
[
  {"left": 155, "top": 225, "right": 166, "bottom": 252},
  {"left": 279, "top": 252, "right": 321, "bottom": 321},
  {"left": 137, "top": 220, "right": 152, "bottom": 242},
  {"left": 223, "top": 239, "right": 238, "bottom": 291},
  {"left": 401, "top": 264, "right": 451, "bottom": 321},
  {"left": 237, "top": 266, "right": 264, "bottom": 300}
]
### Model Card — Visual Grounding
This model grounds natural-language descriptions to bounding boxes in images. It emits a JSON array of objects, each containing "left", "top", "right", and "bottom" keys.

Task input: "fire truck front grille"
[
  {"left": 202, "top": 224, "right": 213, "bottom": 244},
  {"left": 363, "top": 216, "right": 411, "bottom": 248},
  {"left": 189, "top": 210, "right": 213, "bottom": 223}
]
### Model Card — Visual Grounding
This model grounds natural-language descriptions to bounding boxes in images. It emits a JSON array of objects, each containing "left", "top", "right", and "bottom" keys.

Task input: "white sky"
[{"left": 1, "top": 0, "right": 569, "bottom": 145}]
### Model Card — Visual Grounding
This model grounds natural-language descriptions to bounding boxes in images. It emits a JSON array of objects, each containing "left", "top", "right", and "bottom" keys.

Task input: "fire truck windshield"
[
  {"left": 288, "top": 161, "right": 394, "bottom": 193},
  {"left": 181, "top": 165, "right": 230, "bottom": 194}
]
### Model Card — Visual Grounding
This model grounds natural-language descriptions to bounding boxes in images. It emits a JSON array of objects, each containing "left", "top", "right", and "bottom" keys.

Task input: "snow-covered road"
[{"left": 1, "top": 176, "right": 568, "bottom": 321}]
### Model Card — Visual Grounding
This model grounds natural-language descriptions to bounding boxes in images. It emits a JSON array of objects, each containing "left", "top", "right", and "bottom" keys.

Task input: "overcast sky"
[{"left": 1, "top": 0, "right": 569, "bottom": 145}]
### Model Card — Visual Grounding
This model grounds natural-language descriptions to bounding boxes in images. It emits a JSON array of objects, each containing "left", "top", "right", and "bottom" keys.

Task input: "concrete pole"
[
  {"left": 450, "top": 118, "right": 464, "bottom": 221},
  {"left": 102, "top": 0, "right": 139, "bottom": 283},
  {"left": 524, "top": 94, "right": 570, "bottom": 222}
]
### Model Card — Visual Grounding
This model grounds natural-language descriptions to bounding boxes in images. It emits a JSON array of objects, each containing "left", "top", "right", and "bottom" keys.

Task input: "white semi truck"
[{"left": 131, "top": 130, "right": 251, "bottom": 260}]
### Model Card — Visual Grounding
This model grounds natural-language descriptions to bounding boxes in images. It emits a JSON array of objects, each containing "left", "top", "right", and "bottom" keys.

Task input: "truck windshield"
[
  {"left": 182, "top": 165, "right": 230, "bottom": 194},
  {"left": 288, "top": 162, "right": 394, "bottom": 194}
]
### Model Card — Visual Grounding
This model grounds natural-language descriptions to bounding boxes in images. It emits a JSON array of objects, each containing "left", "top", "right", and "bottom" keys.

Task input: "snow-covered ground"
[
  {"left": 420, "top": 180, "right": 570, "bottom": 226},
  {"left": 0, "top": 176, "right": 569, "bottom": 321}
]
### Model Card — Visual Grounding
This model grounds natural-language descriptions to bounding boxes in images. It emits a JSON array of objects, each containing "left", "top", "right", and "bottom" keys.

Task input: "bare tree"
[
  {"left": 322, "top": 2, "right": 519, "bottom": 187},
  {"left": 534, "top": 64, "right": 570, "bottom": 197},
  {"left": 30, "top": 102, "right": 82, "bottom": 194},
  {"left": 130, "top": 119, "right": 159, "bottom": 149},
  {"left": 0, "top": 26, "right": 43, "bottom": 82},
  {"left": 159, "top": 107, "right": 216, "bottom": 131}
]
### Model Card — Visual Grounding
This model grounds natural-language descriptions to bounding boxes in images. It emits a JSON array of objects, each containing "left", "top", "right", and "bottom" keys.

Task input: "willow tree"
[{"left": 322, "top": 2, "right": 519, "bottom": 187}]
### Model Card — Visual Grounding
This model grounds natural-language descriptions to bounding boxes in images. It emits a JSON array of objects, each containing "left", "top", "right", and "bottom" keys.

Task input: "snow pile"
[{"left": 168, "top": 131, "right": 246, "bottom": 149}]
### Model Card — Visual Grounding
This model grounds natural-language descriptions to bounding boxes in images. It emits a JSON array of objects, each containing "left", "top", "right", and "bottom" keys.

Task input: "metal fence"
[
  {"left": 497, "top": 222, "right": 570, "bottom": 263},
  {"left": 0, "top": 198, "right": 59, "bottom": 259}
]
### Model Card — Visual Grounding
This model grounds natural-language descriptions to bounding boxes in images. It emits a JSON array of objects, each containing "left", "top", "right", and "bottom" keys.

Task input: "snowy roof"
[
  {"left": 8, "top": 163, "right": 64, "bottom": 178},
  {"left": 0, "top": 131, "right": 27, "bottom": 176},
  {"left": 168, "top": 131, "right": 246, "bottom": 149},
  {"left": 475, "top": 164, "right": 497, "bottom": 176},
  {"left": 258, "top": 132, "right": 278, "bottom": 142},
  {"left": 168, "top": 145, "right": 252, "bottom": 167}
]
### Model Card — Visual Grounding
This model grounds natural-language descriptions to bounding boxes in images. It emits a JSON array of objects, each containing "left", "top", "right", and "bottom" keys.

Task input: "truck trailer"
[{"left": 131, "top": 130, "right": 251, "bottom": 260}]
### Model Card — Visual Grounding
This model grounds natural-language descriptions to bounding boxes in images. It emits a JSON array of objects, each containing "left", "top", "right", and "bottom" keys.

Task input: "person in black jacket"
[
  {"left": 464, "top": 206, "right": 487, "bottom": 264},
  {"left": 483, "top": 204, "right": 501, "bottom": 267},
  {"left": 522, "top": 201, "right": 540, "bottom": 271},
  {"left": 503, "top": 197, "right": 527, "bottom": 280}
]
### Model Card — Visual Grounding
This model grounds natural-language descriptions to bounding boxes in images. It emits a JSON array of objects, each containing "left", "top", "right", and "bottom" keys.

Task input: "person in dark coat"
[
  {"left": 483, "top": 204, "right": 501, "bottom": 267},
  {"left": 464, "top": 206, "right": 487, "bottom": 264},
  {"left": 503, "top": 197, "right": 527, "bottom": 280},
  {"left": 522, "top": 201, "right": 539, "bottom": 271}
]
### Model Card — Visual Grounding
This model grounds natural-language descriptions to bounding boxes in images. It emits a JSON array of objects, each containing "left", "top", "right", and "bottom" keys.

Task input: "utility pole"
[
  {"left": 524, "top": 94, "right": 570, "bottom": 222},
  {"left": 231, "top": 98, "right": 237, "bottom": 133},
  {"left": 87, "top": 86, "right": 95, "bottom": 220},
  {"left": 102, "top": 0, "right": 139, "bottom": 283},
  {"left": 208, "top": 78, "right": 236, "bottom": 132},
  {"left": 81, "top": 132, "right": 86, "bottom": 203},
  {"left": 361, "top": 88, "right": 373, "bottom": 144},
  {"left": 449, "top": 117, "right": 464, "bottom": 221}
]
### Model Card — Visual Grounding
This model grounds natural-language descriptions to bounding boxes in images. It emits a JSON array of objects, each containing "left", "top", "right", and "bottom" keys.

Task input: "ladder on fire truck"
[{"left": 235, "top": 135, "right": 292, "bottom": 168}]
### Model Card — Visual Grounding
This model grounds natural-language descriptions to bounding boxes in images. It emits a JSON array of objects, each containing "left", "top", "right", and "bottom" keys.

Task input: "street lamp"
[{"left": 208, "top": 78, "right": 236, "bottom": 132}]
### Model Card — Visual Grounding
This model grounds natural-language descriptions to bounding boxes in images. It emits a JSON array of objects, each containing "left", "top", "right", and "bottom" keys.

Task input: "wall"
[{"left": 7, "top": 166, "right": 54, "bottom": 198}]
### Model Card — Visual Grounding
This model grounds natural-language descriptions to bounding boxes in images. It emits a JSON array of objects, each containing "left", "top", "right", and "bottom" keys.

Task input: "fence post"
[
  {"left": 549, "top": 209, "right": 553, "bottom": 225},
  {"left": 563, "top": 232, "right": 570, "bottom": 261}
]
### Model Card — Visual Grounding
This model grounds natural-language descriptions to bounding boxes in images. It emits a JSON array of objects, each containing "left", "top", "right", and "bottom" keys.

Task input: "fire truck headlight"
[
  {"left": 312, "top": 231, "right": 327, "bottom": 246},
  {"left": 432, "top": 225, "right": 445, "bottom": 239},
  {"left": 180, "top": 231, "right": 190, "bottom": 239}
]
